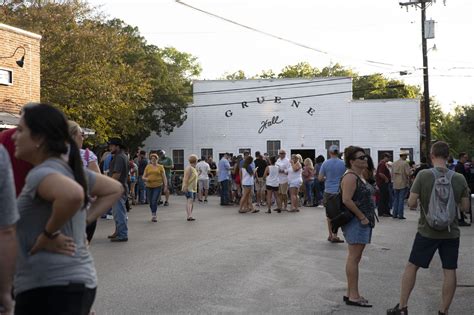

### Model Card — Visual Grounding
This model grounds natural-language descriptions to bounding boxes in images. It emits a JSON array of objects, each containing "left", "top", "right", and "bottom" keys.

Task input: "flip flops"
[{"left": 346, "top": 297, "right": 372, "bottom": 308}]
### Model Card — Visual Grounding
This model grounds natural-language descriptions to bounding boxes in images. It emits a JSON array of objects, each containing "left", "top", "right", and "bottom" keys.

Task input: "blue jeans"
[
  {"left": 219, "top": 179, "right": 229, "bottom": 204},
  {"left": 304, "top": 181, "right": 314, "bottom": 204},
  {"left": 112, "top": 191, "right": 128, "bottom": 239},
  {"left": 137, "top": 176, "right": 146, "bottom": 203},
  {"left": 146, "top": 186, "right": 162, "bottom": 214},
  {"left": 393, "top": 187, "right": 408, "bottom": 218}
]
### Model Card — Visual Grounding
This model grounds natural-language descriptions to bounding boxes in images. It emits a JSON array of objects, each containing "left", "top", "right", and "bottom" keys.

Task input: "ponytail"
[{"left": 67, "top": 134, "right": 89, "bottom": 207}]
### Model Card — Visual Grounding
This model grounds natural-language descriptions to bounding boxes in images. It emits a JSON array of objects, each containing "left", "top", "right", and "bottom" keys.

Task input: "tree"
[{"left": 1, "top": 0, "right": 201, "bottom": 148}]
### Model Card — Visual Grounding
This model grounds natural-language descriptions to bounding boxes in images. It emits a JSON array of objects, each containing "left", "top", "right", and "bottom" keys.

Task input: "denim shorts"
[
  {"left": 185, "top": 191, "right": 196, "bottom": 199},
  {"left": 342, "top": 216, "right": 372, "bottom": 245}
]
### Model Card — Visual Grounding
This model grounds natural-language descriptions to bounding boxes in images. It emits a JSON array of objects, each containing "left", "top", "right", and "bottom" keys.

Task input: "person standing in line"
[
  {"left": 392, "top": 151, "right": 412, "bottom": 220},
  {"left": 218, "top": 153, "right": 232, "bottom": 206},
  {"left": 376, "top": 153, "right": 392, "bottom": 217},
  {"left": 387, "top": 141, "right": 470, "bottom": 315},
  {"left": 319, "top": 145, "right": 346, "bottom": 243},
  {"left": 12, "top": 103, "right": 123, "bottom": 315},
  {"left": 182, "top": 154, "right": 199, "bottom": 221},
  {"left": 0, "top": 145, "right": 18, "bottom": 315},
  {"left": 196, "top": 156, "right": 211, "bottom": 202},
  {"left": 68, "top": 121, "right": 101, "bottom": 243},
  {"left": 263, "top": 156, "right": 281, "bottom": 213},
  {"left": 158, "top": 150, "right": 173, "bottom": 206},
  {"left": 313, "top": 155, "right": 325, "bottom": 206},
  {"left": 288, "top": 154, "right": 303, "bottom": 212},
  {"left": 454, "top": 152, "right": 471, "bottom": 226},
  {"left": 107, "top": 138, "right": 130, "bottom": 242},
  {"left": 128, "top": 159, "right": 138, "bottom": 205},
  {"left": 207, "top": 156, "right": 217, "bottom": 177},
  {"left": 136, "top": 150, "right": 148, "bottom": 204},
  {"left": 254, "top": 151, "right": 268, "bottom": 207},
  {"left": 341, "top": 146, "right": 376, "bottom": 308},
  {"left": 302, "top": 158, "right": 315, "bottom": 207},
  {"left": 143, "top": 154, "right": 167, "bottom": 222},
  {"left": 275, "top": 149, "right": 290, "bottom": 211},
  {"left": 239, "top": 155, "right": 258, "bottom": 213}
]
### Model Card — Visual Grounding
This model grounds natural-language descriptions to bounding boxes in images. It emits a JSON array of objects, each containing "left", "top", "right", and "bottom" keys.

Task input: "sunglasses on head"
[{"left": 354, "top": 155, "right": 368, "bottom": 161}]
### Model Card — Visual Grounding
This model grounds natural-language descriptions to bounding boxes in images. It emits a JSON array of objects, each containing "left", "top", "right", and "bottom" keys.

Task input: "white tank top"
[
  {"left": 288, "top": 165, "right": 303, "bottom": 184},
  {"left": 266, "top": 165, "right": 279, "bottom": 187}
]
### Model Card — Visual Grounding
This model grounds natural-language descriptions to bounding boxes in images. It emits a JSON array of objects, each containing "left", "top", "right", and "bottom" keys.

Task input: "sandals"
[
  {"left": 346, "top": 297, "right": 372, "bottom": 308},
  {"left": 265, "top": 209, "right": 271, "bottom": 214},
  {"left": 187, "top": 217, "right": 196, "bottom": 221},
  {"left": 251, "top": 209, "right": 260, "bottom": 213},
  {"left": 328, "top": 236, "right": 344, "bottom": 243},
  {"left": 151, "top": 216, "right": 157, "bottom": 223}
]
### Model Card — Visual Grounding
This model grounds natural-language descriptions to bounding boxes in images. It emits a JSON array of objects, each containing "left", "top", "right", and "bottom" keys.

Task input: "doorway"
[{"left": 290, "top": 149, "right": 316, "bottom": 162}]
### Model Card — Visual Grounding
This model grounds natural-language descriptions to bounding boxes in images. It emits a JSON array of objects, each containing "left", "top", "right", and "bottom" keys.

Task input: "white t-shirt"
[
  {"left": 196, "top": 161, "right": 210, "bottom": 180},
  {"left": 288, "top": 164, "right": 303, "bottom": 186},
  {"left": 275, "top": 157, "right": 290, "bottom": 184},
  {"left": 241, "top": 167, "right": 254, "bottom": 186}
]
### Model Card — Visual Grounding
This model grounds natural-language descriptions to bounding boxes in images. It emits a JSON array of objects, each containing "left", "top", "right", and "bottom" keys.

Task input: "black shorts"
[
  {"left": 408, "top": 232, "right": 459, "bottom": 270},
  {"left": 266, "top": 185, "right": 278, "bottom": 192},
  {"left": 323, "top": 192, "right": 337, "bottom": 217}
]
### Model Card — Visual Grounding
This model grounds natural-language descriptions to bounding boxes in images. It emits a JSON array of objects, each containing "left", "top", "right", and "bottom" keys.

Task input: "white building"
[{"left": 144, "top": 78, "right": 420, "bottom": 169}]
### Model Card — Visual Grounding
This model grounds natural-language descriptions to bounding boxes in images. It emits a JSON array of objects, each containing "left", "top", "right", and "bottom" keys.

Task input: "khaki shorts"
[
  {"left": 278, "top": 182, "right": 289, "bottom": 195},
  {"left": 198, "top": 179, "right": 209, "bottom": 190},
  {"left": 255, "top": 177, "right": 266, "bottom": 192}
]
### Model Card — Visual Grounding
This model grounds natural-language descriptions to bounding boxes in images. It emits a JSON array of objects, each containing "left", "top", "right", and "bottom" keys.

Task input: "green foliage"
[
  {"left": 431, "top": 102, "right": 474, "bottom": 157},
  {"left": 227, "top": 62, "right": 421, "bottom": 100},
  {"left": 1, "top": 0, "right": 201, "bottom": 149}
]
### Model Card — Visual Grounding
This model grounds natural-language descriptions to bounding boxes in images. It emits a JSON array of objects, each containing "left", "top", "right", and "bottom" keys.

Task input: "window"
[
  {"left": 239, "top": 148, "right": 251, "bottom": 155},
  {"left": 172, "top": 149, "right": 184, "bottom": 170},
  {"left": 201, "top": 148, "right": 213, "bottom": 161},
  {"left": 266, "top": 141, "right": 281, "bottom": 157},
  {"left": 325, "top": 140, "right": 340, "bottom": 159}
]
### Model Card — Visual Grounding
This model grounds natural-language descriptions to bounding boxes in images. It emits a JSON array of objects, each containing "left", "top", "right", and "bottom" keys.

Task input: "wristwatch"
[{"left": 43, "top": 229, "right": 60, "bottom": 239}]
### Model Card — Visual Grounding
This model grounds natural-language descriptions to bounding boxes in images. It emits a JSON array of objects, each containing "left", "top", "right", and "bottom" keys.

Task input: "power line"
[
  {"left": 175, "top": 0, "right": 415, "bottom": 70},
  {"left": 186, "top": 84, "right": 405, "bottom": 109}
]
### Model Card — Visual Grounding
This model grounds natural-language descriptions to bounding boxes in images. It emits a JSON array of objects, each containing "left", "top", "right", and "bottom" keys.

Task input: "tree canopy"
[{"left": 1, "top": 0, "right": 201, "bottom": 149}]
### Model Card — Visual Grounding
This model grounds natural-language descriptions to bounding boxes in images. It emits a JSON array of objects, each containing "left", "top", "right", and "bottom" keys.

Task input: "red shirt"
[
  {"left": 376, "top": 160, "right": 391, "bottom": 187},
  {"left": 0, "top": 128, "right": 34, "bottom": 196}
]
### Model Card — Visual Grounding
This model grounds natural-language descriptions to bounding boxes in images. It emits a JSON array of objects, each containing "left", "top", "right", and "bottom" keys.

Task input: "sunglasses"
[{"left": 354, "top": 155, "right": 368, "bottom": 161}]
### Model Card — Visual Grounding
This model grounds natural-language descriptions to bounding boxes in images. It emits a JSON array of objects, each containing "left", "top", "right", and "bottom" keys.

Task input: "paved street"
[{"left": 90, "top": 196, "right": 474, "bottom": 314}]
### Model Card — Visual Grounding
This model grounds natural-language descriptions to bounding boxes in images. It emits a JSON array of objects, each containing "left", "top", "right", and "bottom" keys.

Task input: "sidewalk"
[{"left": 90, "top": 196, "right": 474, "bottom": 314}]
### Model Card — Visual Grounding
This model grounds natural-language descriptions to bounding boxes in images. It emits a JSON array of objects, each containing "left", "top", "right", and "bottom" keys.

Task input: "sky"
[{"left": 87, "top": 0, "right": 474, "bottom": 113}]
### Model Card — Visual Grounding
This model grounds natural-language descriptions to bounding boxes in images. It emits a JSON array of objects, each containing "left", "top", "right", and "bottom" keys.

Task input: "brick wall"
[{"left": 0, "top": 23, "right": 41, "bottom": 114}]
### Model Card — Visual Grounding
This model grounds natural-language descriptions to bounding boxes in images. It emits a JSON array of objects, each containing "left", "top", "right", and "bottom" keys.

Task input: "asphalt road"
[{"left": 90, "top": 196, "right": 474, "bottom": 314}]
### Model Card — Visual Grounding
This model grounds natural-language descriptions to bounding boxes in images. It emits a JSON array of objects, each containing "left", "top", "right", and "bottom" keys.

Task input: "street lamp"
[{"left": 0, "top": 46, "right": 26, "bottom": 68}]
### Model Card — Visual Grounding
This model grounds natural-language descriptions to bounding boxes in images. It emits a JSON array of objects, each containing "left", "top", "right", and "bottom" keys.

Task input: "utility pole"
[{"left": 399, "top": 0, "right": 440, "bottom": 162}]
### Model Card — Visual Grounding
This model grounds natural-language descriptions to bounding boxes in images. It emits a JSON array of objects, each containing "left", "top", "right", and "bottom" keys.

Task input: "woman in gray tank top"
[{"left": 12, "top": 103, "right": 123, "bottom": 315}]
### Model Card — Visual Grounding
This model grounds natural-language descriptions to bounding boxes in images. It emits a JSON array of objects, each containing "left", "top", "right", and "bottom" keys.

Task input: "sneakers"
[
  {"left": 387, "top": 304, "right": 408, "bottom": 315},
  {"left": 164, "top": 201, "right": 169, "bottom": 206},
  {"left": 106, "top": 214, "right": 113, "bottom": 220},
  {"left": 110, "top": 237, "right": 128, "bottom": 242}
]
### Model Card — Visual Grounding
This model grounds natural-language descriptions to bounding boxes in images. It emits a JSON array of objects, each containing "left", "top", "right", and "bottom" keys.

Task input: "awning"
[{"left": 0, "top": 112, "right": 20, "bottom": 129}]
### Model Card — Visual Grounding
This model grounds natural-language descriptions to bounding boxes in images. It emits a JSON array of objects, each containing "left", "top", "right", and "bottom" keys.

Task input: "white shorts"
[{"left": 289, "top": 180, "right": 302, "bottom": 188}]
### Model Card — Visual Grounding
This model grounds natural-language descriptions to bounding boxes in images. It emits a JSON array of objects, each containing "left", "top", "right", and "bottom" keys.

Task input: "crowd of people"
[{"left": 0, "top": 102, "right": 472, "bottom": 314}]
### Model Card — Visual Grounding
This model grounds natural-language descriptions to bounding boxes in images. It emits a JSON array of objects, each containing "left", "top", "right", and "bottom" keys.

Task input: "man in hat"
[
  {"left": 319, "top": 144, "right": 346, "bottom": 243},
  {"left": 392, "top": 150, "right": 412, "bottom": 219},
  {"left": 108, "top": 138, "right": 129, "bottom": 242}
]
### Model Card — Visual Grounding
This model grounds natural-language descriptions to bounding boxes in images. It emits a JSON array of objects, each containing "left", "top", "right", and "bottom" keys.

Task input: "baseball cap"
[{"left": 329, "top": 145, "right": 339, "bottom": 153}]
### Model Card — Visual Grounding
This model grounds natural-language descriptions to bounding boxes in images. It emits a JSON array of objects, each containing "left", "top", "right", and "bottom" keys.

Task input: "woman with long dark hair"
[
  {"left": 12, "top": 103, "right": 123, "bottom": 315},
  {"left": 341, "top": 146, "right": 376, "bottom": 308}
]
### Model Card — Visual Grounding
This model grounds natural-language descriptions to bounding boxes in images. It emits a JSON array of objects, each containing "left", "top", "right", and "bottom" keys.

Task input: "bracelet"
[{"left": 43, "top": 229, "right": 60, "bottom": 239}]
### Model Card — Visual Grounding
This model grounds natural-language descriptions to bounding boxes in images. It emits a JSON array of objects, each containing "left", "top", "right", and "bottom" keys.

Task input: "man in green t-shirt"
[
  {"left": 158, "top": 150, "right": 174, "bottom": 206},
  {"left": 388, "top": 141, "right": 470, "bottom": 315}
]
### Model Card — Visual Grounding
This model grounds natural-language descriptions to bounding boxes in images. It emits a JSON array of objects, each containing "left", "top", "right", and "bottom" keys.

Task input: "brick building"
[{"left": 0, "top": 23, "right": 41, "bottom": 129}]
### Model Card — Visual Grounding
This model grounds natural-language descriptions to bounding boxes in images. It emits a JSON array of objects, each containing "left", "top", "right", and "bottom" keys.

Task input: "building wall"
[
  {"left": 0, "top": 23, "right": 41, "bottom": 114},
  {"left": 144, "top": 78, "right": 420, "bottom": 167}
]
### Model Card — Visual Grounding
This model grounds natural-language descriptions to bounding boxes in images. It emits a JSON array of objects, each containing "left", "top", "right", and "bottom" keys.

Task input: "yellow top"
[
  {"left": 183, "top": 166, "right": 198, "bottom": 192},
  {"left": 144, "top": 164, "right": 165, "bottom": 188}
]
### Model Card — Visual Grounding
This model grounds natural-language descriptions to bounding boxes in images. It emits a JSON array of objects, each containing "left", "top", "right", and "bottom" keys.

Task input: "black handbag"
[{"left": 327, "top": 173, "right": 356, "bottom": 233}]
